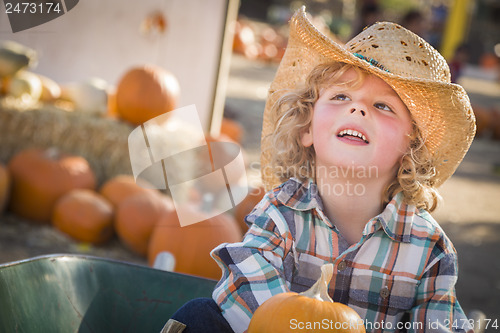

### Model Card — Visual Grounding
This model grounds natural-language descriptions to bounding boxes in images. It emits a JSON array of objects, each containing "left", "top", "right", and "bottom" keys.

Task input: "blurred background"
[{"left": 0, "top": 0, "right": 499, "bottom": 329}]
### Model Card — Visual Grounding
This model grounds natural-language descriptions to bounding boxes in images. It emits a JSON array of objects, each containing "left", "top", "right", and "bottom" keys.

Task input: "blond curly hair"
[{"left": 268, "top": 61, "right": 441, "bottom": 212}]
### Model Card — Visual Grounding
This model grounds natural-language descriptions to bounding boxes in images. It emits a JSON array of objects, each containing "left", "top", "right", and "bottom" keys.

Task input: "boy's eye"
[
  {"left": 374, "top": 103, "right": 393, "bottom": 112},
  {"left": 331, "top": 94, "right": 351, "bottom": 101}
]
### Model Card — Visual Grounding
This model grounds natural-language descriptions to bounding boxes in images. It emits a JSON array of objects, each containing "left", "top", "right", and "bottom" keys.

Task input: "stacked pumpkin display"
[
  {"left": 232, "top": 19, "right": 287, "bottom": 63},
  {"left": 0, "top": 40, "right": 253, "bottom": 280},
  {"left": 2, "top": 149, "right": 250, "bottom": 279},
  {"left": 0, "top": 40, "right": 181, "bottom": 126},
  {"left": 0, "top": 72, "right": 252, "bottom": 279}
]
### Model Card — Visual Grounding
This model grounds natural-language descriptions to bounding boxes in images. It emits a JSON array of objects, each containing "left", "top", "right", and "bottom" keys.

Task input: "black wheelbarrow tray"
[{"left": 0, "top": 254, "right": 217, "bottom": 332}]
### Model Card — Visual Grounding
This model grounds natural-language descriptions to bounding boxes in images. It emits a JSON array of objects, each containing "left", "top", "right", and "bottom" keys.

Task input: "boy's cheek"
[{"left": 381, "top": 125, "right": 411, "bottom": 150}]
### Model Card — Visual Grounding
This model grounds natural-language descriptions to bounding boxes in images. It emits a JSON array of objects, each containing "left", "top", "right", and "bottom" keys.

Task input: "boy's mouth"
[{"left": 337, "top": 128, "right": 369, "bottom": 144}]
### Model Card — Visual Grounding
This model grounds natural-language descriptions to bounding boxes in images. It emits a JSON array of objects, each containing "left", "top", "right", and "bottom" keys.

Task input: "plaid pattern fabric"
[{"left": 211, "top": 178, "right": 471, "bottom": 333}]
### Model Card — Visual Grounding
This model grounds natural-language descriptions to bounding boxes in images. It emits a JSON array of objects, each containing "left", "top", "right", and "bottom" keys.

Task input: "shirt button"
[
  {"left": 337, "top": 260, "right": 347, "bottom": 271},
  {"left": 380, "top": 286, "right": 390, "bottom": 299}
]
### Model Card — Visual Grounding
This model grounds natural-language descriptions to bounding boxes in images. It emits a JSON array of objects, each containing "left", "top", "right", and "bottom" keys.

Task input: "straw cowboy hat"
[{"left": 260, "top": 6, "right": 476, "bottom": 191}]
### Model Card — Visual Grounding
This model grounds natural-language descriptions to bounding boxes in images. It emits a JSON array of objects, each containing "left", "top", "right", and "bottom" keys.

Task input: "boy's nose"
[{"left": 350, "top": 108, "right": 366, "bottom": 116}]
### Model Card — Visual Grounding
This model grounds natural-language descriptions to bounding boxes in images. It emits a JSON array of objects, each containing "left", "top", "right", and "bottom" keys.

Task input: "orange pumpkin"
[
  {"left": 0, "top": 77, "right": 10, "bottom": 95},
  {"left": 115, "top": 191, "right": 174, "bottom": 256},
  {"left": 52, "top": 189, "right": 114, "bottom": 244},
  {"left": 148, "top": 206, "right": 242, "bottom": 279},
  {"left": 220, "top": 117, "right": 244, "bottom": 143},
  {"left": 472, "top": 105, "right": 492, "bottom": 137},
  {"left": 8, "top": 148, "right": 96, "bottom": 223},
  {"left": 115, "top": 65, "right": 180, "bottom": 125},
  {"left": 248, "top": 264, "right": 365, "bottom": 333},
  {"left": 0, "top": 163, "right": 11, "bottom": 213},
  {"left": 234, "top": 186, "right": 265, "bottom": 232},
  {"left": 233, "top": 21, "right": 256, "bottom": 56},
  {"left": 203, "top": 135, "right": 246, "bottom": 192},
  {"left": 479, "top": 53, "right": 499, "bottom": 69},
  {"left": 99, "top": 175, "right": 154, "bottom": 208},
  {"left": 259, "top": 26, "right": 287, "bottom": 63},
  {"left": 106, "top": 88, "right": 118, "bottom": 119}
]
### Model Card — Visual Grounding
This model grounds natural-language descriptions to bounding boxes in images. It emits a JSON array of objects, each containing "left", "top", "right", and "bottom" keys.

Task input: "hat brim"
[{"left": 261, "top": 7, "right": 475, "bottom": 191}]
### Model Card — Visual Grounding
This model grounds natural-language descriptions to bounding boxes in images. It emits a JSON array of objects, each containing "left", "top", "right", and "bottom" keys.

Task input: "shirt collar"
[
  {"left": 374, "top": 191, "right": 415, "bottom": 243},
  {"left": 274, "top": 178, "right": 415, "bottom": 243},
  {"left": 275, "top": 178, "right": 323, "bottom": 212}
]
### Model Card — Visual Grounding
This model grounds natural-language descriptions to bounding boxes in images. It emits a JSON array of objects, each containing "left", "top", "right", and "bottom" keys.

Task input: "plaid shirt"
[{"left": 211, "top": 178, "right": 472, "bottom": 333}]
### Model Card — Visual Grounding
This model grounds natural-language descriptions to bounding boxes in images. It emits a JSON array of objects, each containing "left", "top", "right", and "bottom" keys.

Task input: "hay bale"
[{"left": 0, "top": 102, "right": 133, "bottom": 185}]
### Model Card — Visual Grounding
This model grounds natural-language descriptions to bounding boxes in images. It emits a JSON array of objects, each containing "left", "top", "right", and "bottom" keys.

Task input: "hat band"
[{"left": 353, "top": 53, "right": 390, "bottom": 72}]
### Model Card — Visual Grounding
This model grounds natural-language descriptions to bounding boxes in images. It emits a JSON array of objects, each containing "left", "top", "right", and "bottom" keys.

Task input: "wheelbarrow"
[{"left": 0, "top": 254, "right": 217, "bottom": 333}]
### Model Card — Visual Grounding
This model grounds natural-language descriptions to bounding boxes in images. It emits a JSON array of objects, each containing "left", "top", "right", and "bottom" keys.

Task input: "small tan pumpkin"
[
  {"left": 8, "top": 147, "right": 96, "bottom": 223},
  {"left": 60, "top": 78, "right": 109, "bottom": 114},
  {"left": 38, "top": 74, "right": 61, "bottom": 102},
  {"left": 115, "top": 65, "right": 180, "bottom": 125},
  {"left": 148, "top": 206, "right": 242, "bottom": 279},
  {"left": 248, "top": 264, "right": 366, "bottom": 333},
  {"left": 7, "top": 70, "right": 42, "bottom": 104},
  {"left": 115, "top": 191, "right": 174, "bottom": 256},
  {"left": 52, "top": 189, "right": 114, "bottom": 244}
]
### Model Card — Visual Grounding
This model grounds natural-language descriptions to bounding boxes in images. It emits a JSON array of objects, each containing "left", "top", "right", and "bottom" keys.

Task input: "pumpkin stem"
[{"left": 299, "top": 263, "right": 334, "bottom": 302}]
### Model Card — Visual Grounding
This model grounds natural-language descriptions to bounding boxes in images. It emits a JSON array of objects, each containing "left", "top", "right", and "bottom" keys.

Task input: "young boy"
[{"left": 167, "top": 7, "right": 476, "bottom": 333}]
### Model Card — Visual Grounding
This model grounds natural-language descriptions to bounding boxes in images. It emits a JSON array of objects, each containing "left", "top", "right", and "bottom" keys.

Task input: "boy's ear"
[{"left": 301, "top": 126, "right": 313, "bottom": 147}]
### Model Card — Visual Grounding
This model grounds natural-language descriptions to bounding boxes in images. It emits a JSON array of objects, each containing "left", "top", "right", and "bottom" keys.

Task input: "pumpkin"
[
  {"left": 260, "top": 42, "right": 279, "bottom": 61},
  {"left": 141, "top": 11, "right": 168, "bottom": 35},
  {"left": 52, "top": 189, "right": 114, "bottom": 244},
  {"left": 99, "top": 175, "right": 154, "bottom": 208},
  {"left": 202, "top": 135, "right": 246, "bottom": 192},
  {"left": 479, "top": 53, "right": 499, "bottom": 69},
  {"left": 106, "top": 88, "right": 118, "bottom": 118},
  {"left": 7, "top": 70, "right": 42, "bottom": 104},
  {"left": 472, "top": 105, "right": 492, "bottom": 137},
  {"left": 38, "top": 74, "right": 61, "bottom": 102},
  {"left": 234, "top": 186, "right": 265, "bottom": 232},
  {"left": 0, "top": 76, "right": 9, "bottom": 95},
  {"left": 0, "top": 163, "right": 11, "bottom": 213},
  {"left": 147, "top": 206, "right": 242, "bottom": 279},
  {"left": 220, "top": 117, "right": 244, "bottom": 143},
  {"left": 259, "top": 26, "right": 287, "bottom": 63},
  {"left": 8, "top": 147, "right": 96, "bottom": 223},
  {"left": 115, "top": 191, "right": 174, "bottom": 256},
  {"left": 0, "top": 40, "right": 37, "bottom": 77},
  {"left": 115, "top": 65, "right": 180, "bottom": 125},
  {"left": 248, "top": 264, "right": 365, "bottom": 333},
  {"left": 232, "top": 21, "right": 256, "bottom": 57},
  {"left": 60, "top": 78, "right": 110, "bottom": 114}
]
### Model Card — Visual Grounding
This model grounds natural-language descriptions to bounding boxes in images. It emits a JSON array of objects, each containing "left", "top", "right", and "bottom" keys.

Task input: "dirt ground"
[{"left": 1, "top": 54, "right": 499, "bottom": 329}]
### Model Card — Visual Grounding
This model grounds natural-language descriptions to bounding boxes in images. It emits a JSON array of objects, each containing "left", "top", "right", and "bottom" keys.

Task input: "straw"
[{"left": 0, "top": 101, "right": 133, "bottom": 186}]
